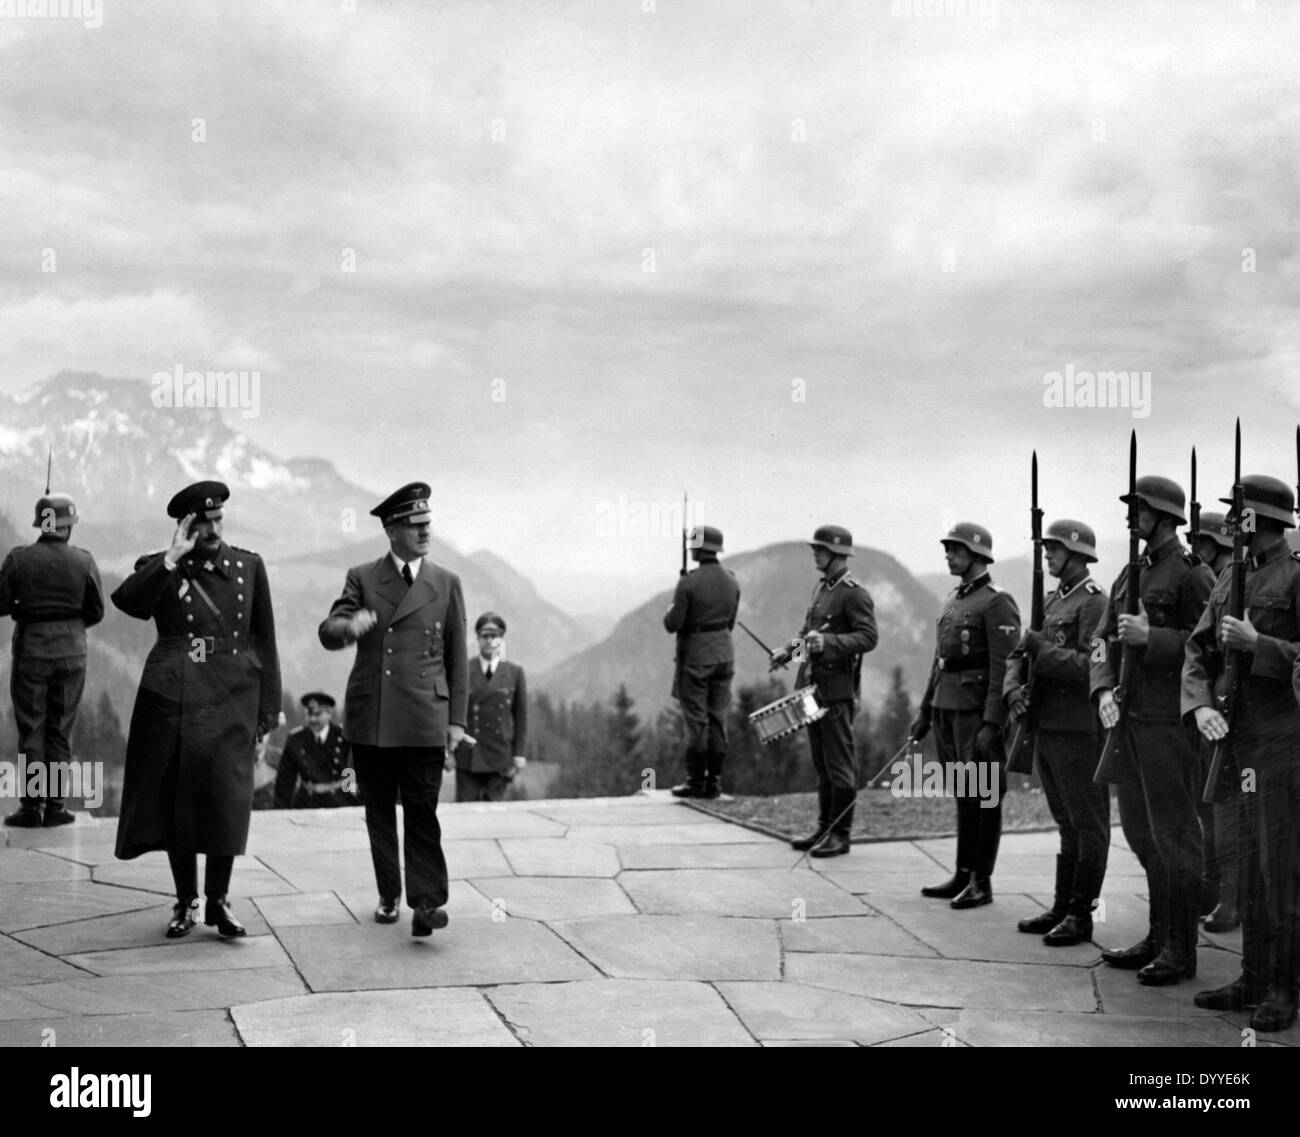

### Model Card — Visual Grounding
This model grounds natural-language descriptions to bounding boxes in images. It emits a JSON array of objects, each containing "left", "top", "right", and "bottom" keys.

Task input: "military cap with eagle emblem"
[
  {"left": 166, "top": 480, "right": 229, "bottom": 519},
  {"left": 371, "top": 482, "right": 432, "bottom": 526}
]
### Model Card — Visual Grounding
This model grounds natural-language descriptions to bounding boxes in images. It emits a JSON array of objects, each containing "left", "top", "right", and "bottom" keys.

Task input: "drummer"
[{"left": 769, "top": 526, "right": 878, "bottom": 857}]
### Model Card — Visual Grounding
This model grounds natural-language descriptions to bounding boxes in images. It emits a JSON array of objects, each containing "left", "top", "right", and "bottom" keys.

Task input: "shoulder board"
[
  {"left": 229, "top": 545, "right": 259, "bottom": 558},
  {"left": 985, "top": 582, "right": 1003, "bottom": 593},
  {"left": 1045, "top": 588, "right": 1058, "bottom": 600},
  {"left": 1179, "top": 549, "right": 1196, "bottom": 565},
  {"left": 1085, "top": 581, "right": 1101, "bottom": 594},
  {"left": 844, "top": 576, "right": 859, "bottom": 588}
]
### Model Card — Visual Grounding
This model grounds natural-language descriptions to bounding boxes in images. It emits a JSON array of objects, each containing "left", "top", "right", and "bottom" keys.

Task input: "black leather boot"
[
  {"left": 951, "top": 874, "right": 993, "bottom": 910},
  {"left": 1101, "top": 938, "right": 1156, "bottom": 970},
  {"left": 204, "top": 896, "right": 247, "bottom": 937},
  {"left": 671, "top": 748, "right": 707, "bottom": 798},
  {"left": 1018, "top": 855, "right": 1069, "bottom": 933},
  {"left": 1249, "top": 988, "right": 1298, "bottom": 1032},
  {"left": 166, "top": 898, "right": 198, "bottom": 938},
  {"left": 1043, "top": 911, "right": 1093, "bottom": 946},
  {"left": 922, "top": 869, "right": 970, "bottom": 899},
  {"left": 791, "top": 785, "right": 832, "bottom": 851},
  {"left": 1194, "top": 975, "right": 1266, "bottom": 1011},
  {"left": 810, "top": 787, "right": 855, "bottom": 858}
]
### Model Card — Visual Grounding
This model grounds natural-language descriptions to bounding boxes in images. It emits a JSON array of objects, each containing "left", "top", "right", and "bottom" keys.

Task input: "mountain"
[
  {"left": 0, "top": 372, "right": 596, "bottom": 724},
  {"left": 536, "top": 542, "right": 942, "bottom": 719}
]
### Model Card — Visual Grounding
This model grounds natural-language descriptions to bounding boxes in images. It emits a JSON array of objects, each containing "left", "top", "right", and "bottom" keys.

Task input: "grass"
[{"left": 696, "top": 785, "right": 1118, "bottom": 843}]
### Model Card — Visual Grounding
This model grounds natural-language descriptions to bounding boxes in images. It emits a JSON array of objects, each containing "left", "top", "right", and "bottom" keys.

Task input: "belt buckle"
[
  {"left": 938, "top": 658, "right": 947, "bottom": 671},
  {"left": 191, "top": 634, "right": 216, "bottom": 656}
]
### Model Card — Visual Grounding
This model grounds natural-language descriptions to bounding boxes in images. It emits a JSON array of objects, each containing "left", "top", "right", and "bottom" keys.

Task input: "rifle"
[
  {"left": 1005, "top": 450, "right": 1042, "bottom": 775},
  {"left": 1188, "top": 446, "right": 1201, "bottom": 562},
  {"left": 1202, "top": 420, "right": 1246, "bottom": 804},
  {"left": 1094, "top": 430, "right": 1139, "bottom": 784},
  {"left": 680, "top": 490, "right": 688, "bottom": 577}
]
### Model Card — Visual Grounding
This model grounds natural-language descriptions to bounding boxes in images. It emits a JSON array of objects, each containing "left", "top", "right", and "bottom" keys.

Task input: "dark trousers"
[
  {"left": 807, "top": 700, "right": 857, "bottom": 791},
  {"left": 1115, "top": 716, "right": 1203, "bottom": 961},
  {"left": 1038, "top": 728, "right": 1110, "bottom": 912},
  {"left": 1239, "top": 753, "right": 1300, "bottom": 996},
  {"left": 167, "top": 849, "right": 233, "bottom": 901},
  {"left": 1199, "top": 745, "right": 1243, "bottom": 912},
  {"left": 353, "top": 743, "right": 449, "bottom": 909},
  {"left": 11, "top": 655, "right": 86, "bottom": 808},
  {"left": 932, "top": 708, "right": 1005, "bottom": 879},
  {"left": 678, "top": 662, "right": 734, "bottom": 775},
  {"left": 456, "top": 768, "right": 510, "bottom": 803}
]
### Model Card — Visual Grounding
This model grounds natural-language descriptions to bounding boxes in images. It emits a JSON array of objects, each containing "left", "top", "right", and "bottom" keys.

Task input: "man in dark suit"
[
  {"left": 275, "top": 691, "right": 358, "bottom": 808},
  {"left": 319, "top": 482, "right": 468, "bottom": 936},
  {"left": 113, "top": 480, "right": 281, "bottom": 939},
  {"left": 0, "top": 487, "right": 104, "bottom": 827},
  {"left": 455, "top": 612, "right": 527, "bottom": 802}
]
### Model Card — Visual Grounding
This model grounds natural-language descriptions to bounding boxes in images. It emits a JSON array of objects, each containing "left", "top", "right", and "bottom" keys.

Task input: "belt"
[
  {"left": 682, "top": 622, "right": 731, "bottom": 634},
  {"left": 300, "top": 781, "right": 344, "bottom": 795},
  {"left": 156, "top": 634, "right": 244, "bottom": 655},
  {"left": 938, "top": 653, "right": 989, "bottom": 672},
  {"left": 17, "top": 614, "right": 86, "bottom": 624}
]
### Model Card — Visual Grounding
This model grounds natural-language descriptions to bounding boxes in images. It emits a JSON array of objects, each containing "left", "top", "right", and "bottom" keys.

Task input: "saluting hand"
[{"left": 165, "top": 512, "right": 198, "bottom": 568}]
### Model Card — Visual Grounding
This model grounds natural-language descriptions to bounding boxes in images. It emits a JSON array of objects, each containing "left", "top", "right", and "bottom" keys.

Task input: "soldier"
[
  {"left": 0, "top": 488, "right": 104, "bottom": 827},
  {"left": 1191, "top": 512, "right": 1240, "bottom": 934},
  {"left": 1092, "top": 475, "right": 1213, "bottom": 986},
  {"left": 911, "top": 523, "right": 1020, "bottom": 909},
  {"left": 319, "top": 482, "right": 467, "bottom": 936},
  {"left": 771, "top": 526, "right": 877, "bottom": 858},
  {"left": 1186, "top": 476, "right": 1300, "bottom": 1032},
  {"left": 455, "top": 612, "right": 528, "bottom": 802},
  {"left": 113, "top": 481, "right": 281, "bottom": 938},
  {"left": 1004, "top": 520, "right": 1109, "bottom": 945},
  {"left": 274, "top": 692, "right": 358, "bottom": 809},
  {"left": 663, "top": 526, "right": 740, "bottom": 798}
]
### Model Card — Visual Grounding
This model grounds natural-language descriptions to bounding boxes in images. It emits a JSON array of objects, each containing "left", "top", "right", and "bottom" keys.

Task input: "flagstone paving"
[{"left": 0, "top": 793, "right": 1292, "bottom": 1047}]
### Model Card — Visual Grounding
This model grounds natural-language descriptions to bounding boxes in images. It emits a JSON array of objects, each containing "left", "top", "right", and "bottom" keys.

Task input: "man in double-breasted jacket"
[{"left": 455, "top": 611, "right": 528, "bottom": 802}]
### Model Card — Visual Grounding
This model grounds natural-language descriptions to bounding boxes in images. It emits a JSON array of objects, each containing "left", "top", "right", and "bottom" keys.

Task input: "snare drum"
[{"left": 748, "top": 685, "right": 827, "bottom": 745}]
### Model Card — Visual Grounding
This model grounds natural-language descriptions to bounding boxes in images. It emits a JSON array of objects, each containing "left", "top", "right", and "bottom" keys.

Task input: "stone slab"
[
  {"left": 63, "top": 933, "right": 292, "bottom": 976},
  {"left": 0, "top": 849, "right": 90, "bottom": 883},
  {"left": 781, "top": 914, "right": 940, "bottom": 958},
  {"left": 469, "top": 877, "right": 635, "bottom": 922},
  {"left": 761, "top": 1039, "right": 859, "bottom": 1046},
  {"left": 564, "top": 823, "right": 758, "bottom": 846},
  {"left": 232, "top": 987, "right": 520, "bottom": 1047},
  {"left": 488, "top": 980, "right": 757, "bottom": 1046},
  {"left": 14, "top": 899, "right": 269, "bottom": 955},
  {"left": 618, "top": 843, "right": 802, "bottom": 870},
  {"left": 550, "top": 915, "right": 780, "bottom": 981},
  {"left": 437, "top": 810, "right": 567, "bottom": 841},
  {"left": 336, "top": 880, "right": 498, "bottom": 923},
  {"left": 812, "top": 842, "right": 952, "bottom": 874},
  {"left": 0, "top": 934, "right": 90, "bottom": 986},
  {"left": 717, "top": 980, "right": 935, "bottom": 1045},
  {"left": 251, "top": 849, "right": 391, "bottom": 892},
  {"left": 950, "top": 1008, "right": 1248, "bottom": 1047},
  {"left": 788, "top": 952, "right": 1098, "bottom": 1012},
  {"left": 497, "top": 838, "right": 621, "bottom": 877},
  {"left": 276, "top": 918, "right": 599, "bottom": 990},
  {"left": 877, "top": 1028, "right": 963, "bottom": 1047},
  {"left": 0, "top": 1009, "right": 240, "bottom": 1047},
  {"left": 0, "top": 880, "right": 159, "bottom": 932},
  {"left": 528, "top": 803, "right": 715, "bottom": 828},
  {"left": 12, "top": 967, "right": 307, "bottom": 1016},
  {"left": 1094, "top": 946, "right": 1243, "bottom": 1018},
  {"left": 253, "top": 891, "right": 357, "bottom": 928},
  {"left": 619, "top": 869, "right": 866, "bottom": 919}
]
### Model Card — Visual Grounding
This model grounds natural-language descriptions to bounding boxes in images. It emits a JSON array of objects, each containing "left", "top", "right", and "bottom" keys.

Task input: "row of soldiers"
[{"left": 664, "top": 470, "right": 1300, "bottom": 1034}]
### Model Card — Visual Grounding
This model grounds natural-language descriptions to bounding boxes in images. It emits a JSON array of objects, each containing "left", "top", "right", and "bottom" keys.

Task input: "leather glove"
[
  {"left": 975, "top": 721, "right": 999, "bottom": 759},
  {"left": 1006, "top": 688, "right": 1028, "bottom": 722},
  {"left": 908, "top": 715, "right": 930, "bottom": 743}
]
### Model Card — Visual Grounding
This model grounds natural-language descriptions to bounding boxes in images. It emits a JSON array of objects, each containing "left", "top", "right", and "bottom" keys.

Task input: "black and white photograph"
[{"left": 0, "top": 0, "right": 1297, "bottom": 1089}]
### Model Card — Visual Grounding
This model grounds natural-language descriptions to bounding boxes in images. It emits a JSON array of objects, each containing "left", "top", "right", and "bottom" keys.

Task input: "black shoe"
[
  {"left": 374, "top": 899, "right": 399, "bottom": 924},
  {"left": 1203, "top": 903, "right": 1240, "bottom": 934},
  {"left": 1249, "top": 991, "right": 1298, "bottom": 1032},
  {"left": 1018, "top": 907, "right": 1066, "bottom": 935},
  {"left": 1194, "top": 977, "right": 1266, "bottom": 1012},
  {"left": 670, "top": 781, "right": 705, "bottom": 799},
  {"left": 809, "top": 832, "right": 850, "bottom": 858},
  {"left": 951, "top": 876, "right": 992, "bottom": 910},
  {"left": 42, "top": 804, "right": 75, "bottom": 828},
  {"left": 204, "top": 896, "right": 247, "bottom": 937},
  {"left": 1043, "top": 913, "right": 1092, "bottom": 947},
  {"left": 791, "top": 826, "right": 829, "bottom": 852},
  {"left": 412, "top": 903, "right": 449, "bottom": 937},
  {"left": 1101, "top": 939, "right": 1155, "bottom": 970},
  {"left": 166, "top": 899, "right": 198, "bottom": 939},
  {"left": 700, "top": 778, "right": 721, "bottom": 800},
  {"left": 3, "top": 806, "right": 43, "bottom": 829},
  {"left": 922, "top": 870, "right": 970, "bottom": 900},
  {"left": 1137, "top": 951, "right": 1196, "bottom": 986}
]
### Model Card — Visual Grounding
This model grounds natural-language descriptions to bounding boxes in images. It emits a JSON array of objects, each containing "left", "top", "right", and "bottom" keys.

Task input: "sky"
[{"left": 2, "top": 0, "right": 1298, "bottom": 617}]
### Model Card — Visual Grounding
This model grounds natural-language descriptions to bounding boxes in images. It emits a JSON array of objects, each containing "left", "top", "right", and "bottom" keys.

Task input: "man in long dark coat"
[{"left": 113, "top": 481, "right": 281, "bottom": 939}]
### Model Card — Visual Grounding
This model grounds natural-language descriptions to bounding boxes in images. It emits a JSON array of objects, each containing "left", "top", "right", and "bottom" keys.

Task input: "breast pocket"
[
  {"left": 1143, "top": 587, "right": 1177, "bottom": 629},
  {"left": 1044, "top": 612, "right": 1078, "bottom": 650},
  {"left": 1248, "top": 593, "right": 1296, "bottom": 639},
  {"left": 955, "top": 613, "right": 985, "bottom": 655}
]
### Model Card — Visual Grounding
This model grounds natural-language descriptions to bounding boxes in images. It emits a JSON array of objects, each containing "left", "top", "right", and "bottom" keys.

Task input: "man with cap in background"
[
  {"left": 911, "top": 523, "right": 1021, "bottom": 908},
  {"left": 1092, "top": 474, "right": 1213, "bottom": 986},
  {"left": 112, "top": 481, "right": 281, "bottom": 939},
  {"left": 275, "top": 692, "right": 357, "bottom": 809},
  {"left": 319, "top": 482, "right": 467, "bottom": 936},
  {"left": 771, "top": 525, "right": 877, "bottom": 857},
  {"left": 1004, "top": 520, "right": 1109, "bottom": 945},
  {"left": 1190, "top": 512, "right": 1240, "bottom": 934},
  {"left": 1186, "top": 475, "right": 1300, "bottom": 1031},
  {"left": 455, "top": 612, "right": 528, "bottom": 802},
  {"left": 663, "top": 526, "right": 740, "bottom": 799},
  {"left": 0, "top": 484, "right": 104, "bottom": 827}
]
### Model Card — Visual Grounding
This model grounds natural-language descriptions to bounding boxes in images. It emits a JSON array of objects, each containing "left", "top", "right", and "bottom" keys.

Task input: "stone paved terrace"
[{"left": 0, "top": 793, "right": 1291, "bottom": 1048}]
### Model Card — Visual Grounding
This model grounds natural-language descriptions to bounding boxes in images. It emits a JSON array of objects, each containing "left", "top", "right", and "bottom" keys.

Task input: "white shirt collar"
[
  {"left": 390, "top": 552, "right": 423, "bottom": 578},
  {"left": 478, "top": 648, "right": 505, "bottom": 673}
]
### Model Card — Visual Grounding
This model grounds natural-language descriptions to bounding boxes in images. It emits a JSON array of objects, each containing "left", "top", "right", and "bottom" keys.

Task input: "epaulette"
[
  {"left": 986, "top": 581, "right": 1003, "bottom": 593},
  {"left": 1085, "top": 581, "right": 1101, "bottom": 594},
  {"left": 1179, "top": 549, "right": 1196, "bottom": 566},
  {"left": 844, "top": 576, "right": 859, "bottom": 588},
  {"left": 229, "top": 545, "right": 259, "bottom": 558}
]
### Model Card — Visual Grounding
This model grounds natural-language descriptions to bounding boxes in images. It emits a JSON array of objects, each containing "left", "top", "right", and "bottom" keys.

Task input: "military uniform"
[
  {"left": 456, "top": 657, "right": 527, "bottom": 802},
  {"left": 1005, "top": 568, "right": 1109, "bottom": 935},
  {"left": 275, "top": 722, "right": 356, "bottom": 809},
  {"left": 1091, "top": 533, "right": 1213, "bottom": 979},
  {"left": 1184, "top": 489, "right": 1300, "bottom": 1028},
  {"left": 920, "top": 568, "right": 1020, "bottom": 900},
  {"left": 0, "top": 527, "right": 104, "bottom": 824},
  {"left": 664, "top": 533, "right": 740, "bottom": 796}
]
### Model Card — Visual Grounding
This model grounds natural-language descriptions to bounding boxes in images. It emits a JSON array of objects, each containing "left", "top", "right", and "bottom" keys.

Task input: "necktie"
[
  {"left": 402, "top": 563, "right": 413, "bottom": 587},
  {"left": 486, "top": 664, "right": 494, "bottom": 681}
]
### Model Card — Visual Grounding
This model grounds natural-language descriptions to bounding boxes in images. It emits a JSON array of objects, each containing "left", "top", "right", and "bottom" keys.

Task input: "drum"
[{"left": 748, "top": 686, "right": 827, "bottom": 745}]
